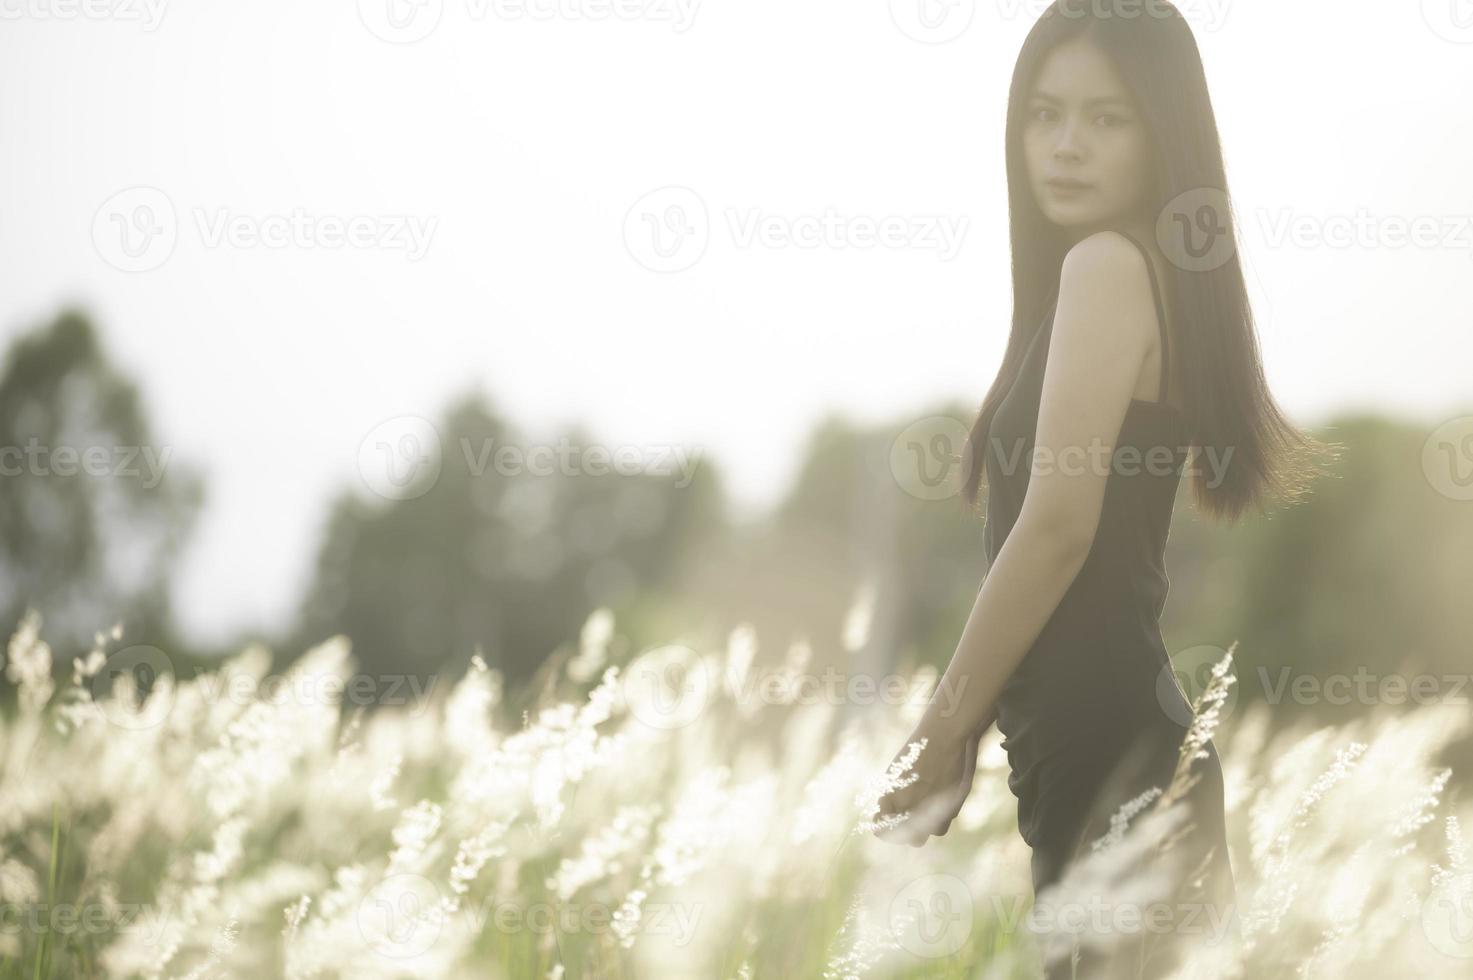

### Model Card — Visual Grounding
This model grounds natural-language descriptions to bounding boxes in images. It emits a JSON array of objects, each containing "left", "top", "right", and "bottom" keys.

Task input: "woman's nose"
[{"left": 1053, "top": 118, "right": 1084, "bottom": 160}]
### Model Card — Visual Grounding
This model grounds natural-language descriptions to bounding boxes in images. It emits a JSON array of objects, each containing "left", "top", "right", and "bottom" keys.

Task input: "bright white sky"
[{"left": 2, "top": 0, "right": 1470, "bottom": 647}]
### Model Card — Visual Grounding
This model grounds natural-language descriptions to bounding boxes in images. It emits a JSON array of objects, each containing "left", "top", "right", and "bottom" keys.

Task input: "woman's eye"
[
  {"left": 1096, "top": 113, "right": 1128, "bottom": 128},
  {"left": 1031, "top": 107, "right": 1056, "bottom": 123}
]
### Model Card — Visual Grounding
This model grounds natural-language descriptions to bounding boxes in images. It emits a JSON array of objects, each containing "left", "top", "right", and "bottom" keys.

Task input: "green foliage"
[
  {"left": 287, "top": 392, "right": 727, "bottom": 694},
  {"left": 0, "top": 310, "right": 202, "bottom": 666}
]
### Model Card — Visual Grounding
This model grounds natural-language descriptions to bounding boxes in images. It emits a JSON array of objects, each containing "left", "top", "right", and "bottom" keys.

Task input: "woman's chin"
[{"left": 1041, "top": 204, "right": 1103, "bottom": 228}]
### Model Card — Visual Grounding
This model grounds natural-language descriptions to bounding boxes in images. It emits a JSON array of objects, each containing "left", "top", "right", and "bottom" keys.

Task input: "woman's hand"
[{"left": 873, "top": 721, "right": 982, "bottom": 847}]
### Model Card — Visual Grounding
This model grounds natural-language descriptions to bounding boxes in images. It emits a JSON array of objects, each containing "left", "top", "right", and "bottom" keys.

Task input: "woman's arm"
[
  {"left": 917, "top": 230, "right": 1163, "bottom": 747},
  {"left": 875, "top": 231, "right": 1161, "bottom": 842},
  {"left": 913, "top": 514, "right": 1092, "bottom": 746},
  {"left": 873, "top": 527, "right": 1086, "bottom": 847}
]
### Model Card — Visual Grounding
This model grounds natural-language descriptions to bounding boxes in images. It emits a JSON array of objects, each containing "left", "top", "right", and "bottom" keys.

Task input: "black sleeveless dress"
[{"left": 982, "top": 232, "right": 1238, "bottom": 976}]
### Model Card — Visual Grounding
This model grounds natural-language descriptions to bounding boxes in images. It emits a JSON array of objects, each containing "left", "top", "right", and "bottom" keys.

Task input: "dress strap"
[{"left": 1117, "top": 230, "right": 1171, "bottom": 404}]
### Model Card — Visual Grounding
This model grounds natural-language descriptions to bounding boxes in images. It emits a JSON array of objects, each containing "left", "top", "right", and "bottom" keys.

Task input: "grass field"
[{"left": 1, "top": 604, "right": 1470, "bottom": 979}]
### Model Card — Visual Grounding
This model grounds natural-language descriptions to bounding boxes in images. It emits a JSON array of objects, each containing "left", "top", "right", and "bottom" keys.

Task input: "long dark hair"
[{"left": 960, "top": 0, "right": 1337, "bottom": 525}]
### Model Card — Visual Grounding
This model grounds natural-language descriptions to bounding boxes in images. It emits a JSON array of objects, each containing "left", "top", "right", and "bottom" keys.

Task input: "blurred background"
[{"left": 2, "top": 1, "right": 1471, "bottom": 753}]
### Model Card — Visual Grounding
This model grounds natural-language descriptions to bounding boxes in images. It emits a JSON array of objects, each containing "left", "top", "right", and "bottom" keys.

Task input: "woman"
[{"left": 873, "top": 2, "right": 1332, "bottom": 976}]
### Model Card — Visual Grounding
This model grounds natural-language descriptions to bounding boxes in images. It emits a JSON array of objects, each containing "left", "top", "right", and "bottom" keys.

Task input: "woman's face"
[{"left": 1022, "top": 37, "right": 1152, "bottom": 235}]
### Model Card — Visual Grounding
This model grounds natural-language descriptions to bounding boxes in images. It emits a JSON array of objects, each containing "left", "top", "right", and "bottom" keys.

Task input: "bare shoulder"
[
  {"left": 1055, "top": 231, "right": 1158, "bottom": 349},
  {"left": 1060, "top": 230, "right": 1153, "bottom": 292}
]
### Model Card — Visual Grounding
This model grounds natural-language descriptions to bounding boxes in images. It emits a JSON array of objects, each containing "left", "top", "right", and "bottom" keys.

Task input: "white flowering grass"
[{"left": 1, "top": 604, "right": 1470, "bottom": 979}]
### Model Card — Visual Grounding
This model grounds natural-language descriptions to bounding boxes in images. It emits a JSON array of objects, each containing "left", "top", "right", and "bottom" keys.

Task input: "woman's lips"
[{"left": 1046, "top": 179, "right": 1093, "bottom": 197}]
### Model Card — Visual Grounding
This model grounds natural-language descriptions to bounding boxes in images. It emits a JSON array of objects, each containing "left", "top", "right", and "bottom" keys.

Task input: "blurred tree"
[
  {"left": 0, "top": 309, "right": 203, "bottom": 662},
  {"left": 673, "top": 407, "right": 991, "bottom": 735},
  {"left": 687, "top": 405, "right": 1472, "bottom": 749},
  {"left": 1166, "top": 413, "right": 1473, "bottom": 729},
  {"left": 288, "top": 390, "right": 727, "bottom": 698}
]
